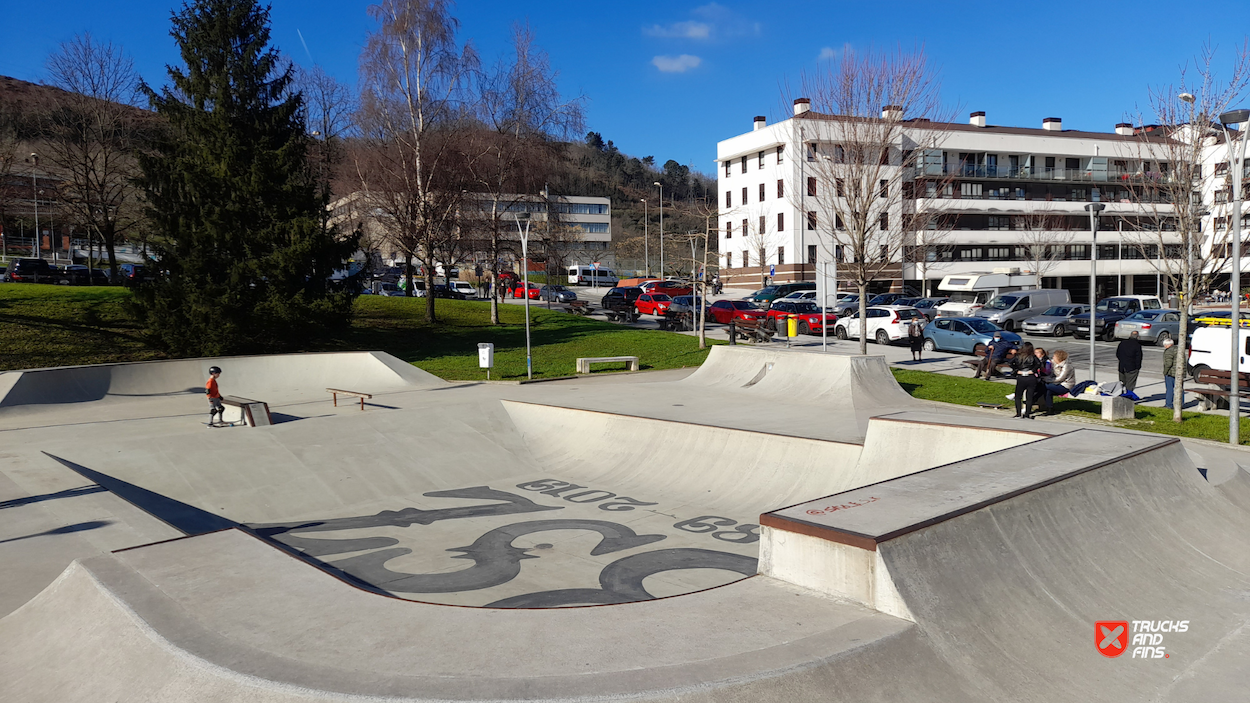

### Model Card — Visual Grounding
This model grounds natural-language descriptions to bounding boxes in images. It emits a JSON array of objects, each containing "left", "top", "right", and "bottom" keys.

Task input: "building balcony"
[{"left": 917, "top": 165, "right": 1171, "bottom": 184}]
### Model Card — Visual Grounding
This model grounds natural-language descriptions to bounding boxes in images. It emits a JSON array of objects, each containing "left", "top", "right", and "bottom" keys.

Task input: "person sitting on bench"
[{"left": 973, "top": 332, "right": 1017, "bottom": 380}]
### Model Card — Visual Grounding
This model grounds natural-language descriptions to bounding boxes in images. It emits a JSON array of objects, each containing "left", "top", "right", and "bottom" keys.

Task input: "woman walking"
[
  {"left": 1040, "top": 349, "right": 1076, "bottom": 414},
  {"left": 908, "top": 316, "right": 926, "bottom": 361},
  {"left": 1011, "top": 342, "right": 1042, "bottom": 419}
]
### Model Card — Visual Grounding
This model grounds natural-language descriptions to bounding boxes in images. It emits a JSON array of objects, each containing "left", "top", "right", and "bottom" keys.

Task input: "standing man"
[
  {"left": 1116, "top": 331, "right": 1143, "bottom": 392},
  {"left": 206, "top": 365, "right": 225, "bottom": 427},
  {"left": 1162, "top": 338, "right": 1179, "bottom": 409}
]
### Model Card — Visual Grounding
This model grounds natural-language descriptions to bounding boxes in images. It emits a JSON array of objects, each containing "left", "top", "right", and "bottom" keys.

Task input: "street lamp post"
[
  {"left": 514, "top": 212, "right": 533, "bottom": 380},
  {"left": 1085, "top": 202, "right": 1105, "bottom": 382},
  {"left": 654, "top": 182, "right": 664, "bottom": 277},
  {"left": 29, "top": 153, "right": 39, "bottom": 262},
  {"left": 641, "top": 199, "right": 650, "bottom": 277},
  {"left": 1220, "top": 108, "right": 1249, "bottom": 444}
]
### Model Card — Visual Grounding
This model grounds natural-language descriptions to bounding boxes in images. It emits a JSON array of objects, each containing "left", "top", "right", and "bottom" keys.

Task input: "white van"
[
  {"left": 567, "top": 265, "right": 618, "bottom": 287},
  {"left": 1188, "top": 326, "right": 1250, "bottom": 375},
  {"left": 974, "top": 289, "right": 1071, "bottom": 332}
]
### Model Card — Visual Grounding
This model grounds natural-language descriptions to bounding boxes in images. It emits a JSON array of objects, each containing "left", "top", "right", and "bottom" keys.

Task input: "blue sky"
[{"left": 2, "top": 1, "right": 1246, "bottom": 175}]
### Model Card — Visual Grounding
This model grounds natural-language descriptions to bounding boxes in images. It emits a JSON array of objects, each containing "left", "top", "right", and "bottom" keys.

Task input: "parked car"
[
  {"left": 909, "top": 297, "right": 949, "bottom": 321},
  {"left": 834, "top": 305, "right": 926, "bottom": 345},
  {"left": 1113, "top": 309, "right": 1190, "bottom": 345},
  {"left": 974, "top": 289, "right": 1072, "bottom": 332},
  {"left": 1022, "top": 305, "right": 1088, "bottom": 337},
  {"left": 867, "top": 293, "right": 906, "bottom": 307},
  {"left": 432, "top": 284, "right": 467, "bottom": 300},
  {"left": 830, "top": 293, "right": 862, "bottom": 317},
  {"left": 1192, "top": 310, "right": 1250, "bottom": 328},
  {"left": 511, "top": 282, "right": 542, "bottom": 299},
  {"left": 539, "top": 285, "right": 576, "bottom": 303},
  {"left": 748, "top": 282, "right": 815, "bottom": 306},
  {"left": 922, "top": 317, "right": 1022, "bottom": 354},
  {"left": 7, "top": 258, "right": 58, "bottom": 283},
  {"left": 765, "top": 300, "right": 837, "bottom": 335},
  {"left": 705, "top": 299, "right": 766, "bottom": 324},
  {"left": 1071, "top": 295, "right": 1163, "bottom": 341},
  {"left": 118, "top": 263, "right": 151, "bottom": 283},
  {"left": 634, "top": 293, "right": 673, "bottom": 316},
  {"left": 667, "top": 295, "right": 705, "bottom": 315},
  {"left": 600, "top": 286, "right": 644, "bottom": 309},
  {"left": 641, "top": 280, "right": 693, "bottom": 297},
  {"left": 452, "top": 281, "right": 478, "bottom": 298},
  {"left": 58, "top": 265, "right": 111, "bottom": 286}
]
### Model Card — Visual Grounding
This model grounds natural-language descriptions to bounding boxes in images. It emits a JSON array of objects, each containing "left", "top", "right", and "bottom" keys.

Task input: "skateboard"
[{"left": 204, "top": 421, "right": 240, "bottom": 428}]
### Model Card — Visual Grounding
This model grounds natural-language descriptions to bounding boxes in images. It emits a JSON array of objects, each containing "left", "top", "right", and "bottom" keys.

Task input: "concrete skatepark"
[{"left": 1, "top": 345, "right": 1248, "bottom": 701}]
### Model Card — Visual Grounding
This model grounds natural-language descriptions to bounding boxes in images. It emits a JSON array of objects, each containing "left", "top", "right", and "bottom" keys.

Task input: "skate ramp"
[
  {"left": 0, "top": 351, "right": 442, "bottom": 408},
  {"left": 761, "top": 431, "right": 1250, "bottom": 701}
]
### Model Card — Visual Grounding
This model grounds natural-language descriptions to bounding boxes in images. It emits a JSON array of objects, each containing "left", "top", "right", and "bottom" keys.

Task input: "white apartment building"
[{"left": 714, "top": 100, "right": 1249, "bottom": 303}]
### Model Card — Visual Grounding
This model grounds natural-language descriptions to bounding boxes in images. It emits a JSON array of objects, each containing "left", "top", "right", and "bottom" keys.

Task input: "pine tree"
[{"left": 134, "top": 0, "right": 357, "bottom": 356}]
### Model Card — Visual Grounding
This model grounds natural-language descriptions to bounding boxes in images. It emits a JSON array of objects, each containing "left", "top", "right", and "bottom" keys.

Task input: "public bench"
[
  {"left": 658, "top": 310, "right": 694, "bottom": 331},
  {"left": 1192, "top": 369, "right": 1250, "bottom": 411},
  {"left": 576, "top": 356, "right": 640, "bottom": 374},
  {"left": 603, "top": 304, "right": 640, "bottom": 323},
  {"left": 327, "top": 388, "right": 374, "bottom": 411},
  {"left": 563, "top": 300, "right": 592, "bottom": 316},
  {"left": 220, "top": 396, "right": 273, "bottom": 427},
  {"left": 963, "top": 347, "right": 1015, "bottom": 376},
  {"left": 729, "top": 318, "right": 774, "bottom": 344}
]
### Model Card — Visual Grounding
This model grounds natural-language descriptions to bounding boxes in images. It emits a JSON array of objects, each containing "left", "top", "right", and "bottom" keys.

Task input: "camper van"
[
  {"left": 935, "top": 271, "right": 1038, "bottom": 318},
  {"left": 567, "top": 265, "right": 618, "bottom": 287}
]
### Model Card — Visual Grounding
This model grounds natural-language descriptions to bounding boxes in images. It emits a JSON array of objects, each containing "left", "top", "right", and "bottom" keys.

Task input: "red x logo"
[{"left": 1096, "top": 621, "right": 1129, "bottom": 658}]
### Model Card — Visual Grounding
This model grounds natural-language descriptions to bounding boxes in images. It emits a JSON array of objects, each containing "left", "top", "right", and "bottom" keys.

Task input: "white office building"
[{"left": 715, "top": 100, "right": 1246, "bottom": 302}]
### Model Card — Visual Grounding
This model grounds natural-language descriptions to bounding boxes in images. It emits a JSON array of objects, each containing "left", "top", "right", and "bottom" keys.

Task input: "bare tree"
[
  {"left": 1125, "top": 41, "right": 1249, "bottom": 422},
  {"left": 296, "top": 64, "right": 356, "bottom": 231},
  {"left": 355, "top": 0, "right": 477, "bottom": 322},
  {"left": 786, "top": 46, "right": 955, "bottom": 352},
  {"left": 1016, "top": 208, "right": 1073, "bottom": 284},
  {"left": 41, "top": 33, "right": 148, "bottom": 282},
  {"left": 0, "top": 99, "right": 34, "bottom": 243},
  {"left": 464, "top": 23, "right": 583, "bottom": 323}
]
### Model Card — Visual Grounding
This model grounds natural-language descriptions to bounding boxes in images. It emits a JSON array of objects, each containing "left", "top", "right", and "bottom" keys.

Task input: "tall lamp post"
[
  {"left": 641, "top": 198, "right": 650, "bottom": 276},
  {"left": 514, "top": 212, "right": 533, "bottom": 380},
  {"left": 654, "top": 182, "right": 664, "bottom": 277},
  {"left": 1085, "top": 202, "right": 1105, "bottom": 382},
  {"left": 1219, "top": 108, "right": 1249, "bottom": 444}
]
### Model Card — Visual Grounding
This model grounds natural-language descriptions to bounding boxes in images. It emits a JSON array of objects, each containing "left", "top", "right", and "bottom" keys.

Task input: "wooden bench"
[
  {"left": 576, "top": 356, "right": 640, "bottom": 374},
  {"left": 327, "top": 388, "right": 373, "bottom": 411},
  {"left": 563, "top": 300, "right": 592, "bottom": 316},
  {"left": 603, "top": 305, "right": 640, "bottom": 323},
  {"left": 1192, "top": 369, "right": 1250, "bottom": 410},
  {"left": 964, "top": 347, "right": 1016, "bottom": 377},
  {"left": 729, "top": 318, "right": 774, "bottom": 344},
  {"left": 220, "top": 396, "right": 273, "bottom": 427},
  {"left": 658, "top": 310, "right": 694, "bottom": 331}
]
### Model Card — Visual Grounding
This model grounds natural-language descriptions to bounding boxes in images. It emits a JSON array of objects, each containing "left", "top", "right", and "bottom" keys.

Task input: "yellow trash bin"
[{"left": 787, "top": 314, "right": 798, "bottom": 338}]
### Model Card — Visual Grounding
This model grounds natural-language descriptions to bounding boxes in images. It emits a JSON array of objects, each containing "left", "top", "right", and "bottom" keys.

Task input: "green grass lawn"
[
  {"left": 0, "top": 285, "right": 713, "bottom": 379},
  {"left": 891, "top": 367, "right": 1250, "bottom": 445}
]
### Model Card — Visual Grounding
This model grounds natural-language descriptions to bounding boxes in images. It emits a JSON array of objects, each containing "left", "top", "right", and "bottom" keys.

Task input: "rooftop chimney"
[
  {"left": 1115, "top": 122, "right": 1134, "bottom": 136},
  {"left": 793, "top": 98, "right": 811, "bottom": 116},
  {"left": 1042, "top": 117, "right": 1063, "bottom": 131},
  {"left": 882, "top": 104, "right": 903, "bottom": 121},
  {"left": 970, "top": 111, "right": 986, "bottom": 128},
  {"left": 753, "top": 115, "right": 766, "bottom": 131}
]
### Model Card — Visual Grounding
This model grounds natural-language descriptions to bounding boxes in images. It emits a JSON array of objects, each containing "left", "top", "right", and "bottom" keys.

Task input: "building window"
[
  {"left": 807, "top": 143, "right": 816, "bottom": 161},
  {"left": 1066, "top": 157, "right": 1080, "bottom": 171},
  {"left": 740, "top": 156, "right": 747, "bottom": 174},
  {"left": 807, "top": 245, "right": 817, "bottom": 264},
  {"left": 836, "top": 214, "right": 845, "bottom": 230},
  {"left": 724, "top": 161, "right": 731, "bottom": 177},
  {"left": 879, "top": 180, "right": 888, "bottom": 199},
  {"left": 807, "top": 177, "right": 816, "bottom": 196},
  {"left": 777, "top": 213, "right": 784, "bottom": 231},
  {"left": 743, "top": 250, "right": 750, "bottom": 267},
  {"left": 725, "top": 191, "right": 732, "bottom": 208},
  {"left": 777, "top": 179, "right": 784, "bottom": 198},
  {"left": 725, "top": 221, "right": 733, "bottom": 238},
  {"left": 759, "top": 183, "right": 765, "bottom": 202},
  {"left": 726, "top": 251, "right": 733, "bottom": 268},
  {"left": 778, "top": 247, "right": 785, "bottom": 264},
  {"left": 880, "top": 245, "right": 888, "bottom": 261},
  {"left": 742, "top": 218, "right": 748, "bottom": 235},
  {"left": 742, "top": 187, "right": 747, "bottom": 205},
  {"left": 1216, "top": 162, "right": 1230, "bottom": 176},
  {"left": 836, "top": 179, "right": 845, "bottom": 197},
  {"left": 879, "top": 213, "right": 889, "bottom": 231},
  {"left": 806, "top": 211, "right": 816, "bottom": 230},
  {"left": 1044, "top": 156, "right": 1056, "bottom": 172},
  {"left": 777, "top": 145, "right": 785, "bottom": 164},
  {"left": 759, "top": 215, "right": 766, "bottom": 234},
  {"left": 834, "top": 144, "right": 845, "bottom": 163},
  {"left": 835, "top": 245, "right": 845, "bottom": 262}
]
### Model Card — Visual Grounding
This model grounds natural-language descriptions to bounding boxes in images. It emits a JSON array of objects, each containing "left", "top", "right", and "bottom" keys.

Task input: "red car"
[
  {"left": 764, "top": 300, "right": 837, "bottom": 334},
  {"left": 642, "top": 280, "right": 693, "bottom": 297},
  {"left": 511, "top": 282, "right": 541, "bottom": 299},
  {"left": 634, "top": 293, "right": 673, "bottom": 316},
  {"left": 706, "top": 299, "right": 766, "bottom": 324}
]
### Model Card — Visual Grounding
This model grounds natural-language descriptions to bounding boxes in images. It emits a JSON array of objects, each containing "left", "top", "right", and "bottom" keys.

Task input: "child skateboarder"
[{"left": 206, "top": 366, "right": 225, "bottom": 427}]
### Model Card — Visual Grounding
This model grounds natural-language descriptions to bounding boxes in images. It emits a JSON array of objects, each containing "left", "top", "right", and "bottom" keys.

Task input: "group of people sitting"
[{"left": 973, "top": 332, "right": 1076, "bottom": 419}]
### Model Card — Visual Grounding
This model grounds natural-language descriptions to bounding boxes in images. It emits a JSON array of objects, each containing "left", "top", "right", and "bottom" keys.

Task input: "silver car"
[
  {"left": 1114, "top": 309, "right": 1185, "bottom": 346},
  {"left": 1022, "top": 305, "right": 1087, "bottom": 337}
]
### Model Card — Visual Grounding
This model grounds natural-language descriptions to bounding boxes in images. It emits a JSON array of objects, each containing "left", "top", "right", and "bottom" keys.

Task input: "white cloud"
[
  {"left": 818, "top": 46, "right": 837, "bottom": 61},
  {"left": 652, "top": 55, "right": 703, "bottom": 73},
  {"left": 644, "top": 21, "right": 711, "bottom": 39}
]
